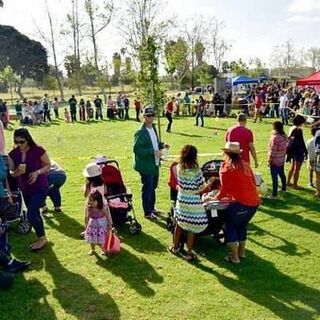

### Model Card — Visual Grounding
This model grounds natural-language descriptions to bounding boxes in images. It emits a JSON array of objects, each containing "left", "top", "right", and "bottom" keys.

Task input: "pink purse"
[{"left": 102, "top": 230, "right": 120, "bottom": 254}]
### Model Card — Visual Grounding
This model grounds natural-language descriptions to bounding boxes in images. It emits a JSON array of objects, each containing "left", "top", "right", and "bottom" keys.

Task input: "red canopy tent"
[{"left": 296, "top": 70, "right": 320, "bottom": 86}]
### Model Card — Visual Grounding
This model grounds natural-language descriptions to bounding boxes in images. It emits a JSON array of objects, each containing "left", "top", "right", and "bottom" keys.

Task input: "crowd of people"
[{"left": 1, "top": 82, "right": 320, "bottom": 288}]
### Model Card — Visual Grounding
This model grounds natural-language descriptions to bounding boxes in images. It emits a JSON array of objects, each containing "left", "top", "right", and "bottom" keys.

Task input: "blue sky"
[{"left": 0, "top": 0, "right": 319, "bottom": 67}]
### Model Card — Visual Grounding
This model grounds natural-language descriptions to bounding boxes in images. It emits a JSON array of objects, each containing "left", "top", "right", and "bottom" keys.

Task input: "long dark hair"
[
  {"left": 88, "top": 190, "right": 104, "bottom": 210},
  {"left": 224, "top": 152, "right": 242, "bottom": 170},
  {"left": 13, "top": 128, "right": 37, "bottom": 147},
  {"left": 179, "top": 145, "right": 198, "bottom": 170},
  {"left": 273, "top": 121, "right": 286, "bottom": 136},
  {"left": 86, "top": 175, "right": 104, "bottom": 187}
]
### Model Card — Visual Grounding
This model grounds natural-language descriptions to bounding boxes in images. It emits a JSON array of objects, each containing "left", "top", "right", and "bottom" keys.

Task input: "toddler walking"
[
  {"left": 85, "top": 189, "right": 113, "bottom": 255},
  {"left": 64, "top": 108, "right": 71, "bottom": 123}
]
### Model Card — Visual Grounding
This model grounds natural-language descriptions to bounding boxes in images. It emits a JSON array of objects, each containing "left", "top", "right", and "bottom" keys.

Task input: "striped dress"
[{"left": 175, "top": 165, "right": 208, "bottom": 233}]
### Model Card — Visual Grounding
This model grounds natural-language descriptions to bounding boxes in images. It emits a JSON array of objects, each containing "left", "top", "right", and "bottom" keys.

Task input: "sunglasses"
[
  {"left": 145, "top": 114, "right": 155, "bottom": 118},
  {"left": 14, "top": 139, "right": 27, "bottom": 145}
]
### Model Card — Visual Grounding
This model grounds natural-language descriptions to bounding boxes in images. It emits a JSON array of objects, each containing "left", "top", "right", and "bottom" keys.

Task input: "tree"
[
  {"left": 65, "top": 0, "right": 82, "bottom": 95},
  {"left": 85, "top": 0, "right": 114, "bottom": 103},
  {"left": 185, "top": 18, "right": 209, "bottom": 90},
  {"left": 229, "top": 59, "right": 249, "bottom": 75},
  {"left": 0, "top": 25, "right": 49, "bottom": 99},
  {"left": 0, "top": 1, "right": 3, "bottom": 8},
  {"left": 164, "top": 37, "right": 189, "bottom": 89},
  {"left": 0, "top": 65, "right": 15, "bottom": 104},
  {"left": 270, "top": 40, "right": 297, "bottom": 76},
  {"left": 36, "top": 0, "right": 65, "bottom": 100},
  {"left": 248, "top": 57, "right": 264, "bottom": 77},
  {"left": 208, "top": 18, "right": 231, "bottom": 73},
  {"left": 197, "top": 63, "right": 217, "bottom": 87},
  {"left": 120, "top": 0, "right": 169, "bottom": 108},
  {"left": 111, "top": 52, "right": 121, "bottom": 86},
  {"left": 307, "top": 47, "right": 320, "bottom": 70}
]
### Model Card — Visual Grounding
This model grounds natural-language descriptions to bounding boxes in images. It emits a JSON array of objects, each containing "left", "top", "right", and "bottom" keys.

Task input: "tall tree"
[
  {"left": 85, "top": 0, "right": 114, "bottom": 103},
  {"left": 270, "top": 40, "right": 297, "bottom": 76},
  {"left": 185, "top": 18, "right": 209, "bottom": 90},
  {"left": 66, "top": 0, "right": 82, "bottom": 95},
  {"left": 0, "top": 25, "right": 49, "bottom": 99},
  {"left": 307, "top": 47, "right": 320, "bottom": 70},
  {"left": 111, "top": 52, "right": 121, "bottom": 86},
  {"left": 208, "top": 18, "right": 231, "bottom": 73},
  {"left": 164, "top": 38, "right": 189, "bottom": 89},
  {"left": 36, "top": 0, "right": 65, "bottom": 100},
  {"left": 120, "top": 0, "right": 168, "bottom": 109}
]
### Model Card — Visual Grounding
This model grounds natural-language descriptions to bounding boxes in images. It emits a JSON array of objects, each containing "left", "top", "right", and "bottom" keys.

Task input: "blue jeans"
[
  {"left": 24, "top": 190, "right": 47, "bottom": 238},
  {"left": 0, "top": 228, "right": 10, "bottom": 264},
  {"left": 224, "top": 202, "right": 258, "bottom": 243},
  {"left": 195, "top": 111, "right": 204, "bottom": 126},
  {"left": 46, "top": 173, "right": 66, "bottom": 208},
  {"left": 140, "top": 174, "right": 159, "bottom": 216},
  {"left": 280, "top": 108, "right": 288, "bottom": 125},
  {"left": 270, "top": 165, "right": 286, "bottom": 197}
]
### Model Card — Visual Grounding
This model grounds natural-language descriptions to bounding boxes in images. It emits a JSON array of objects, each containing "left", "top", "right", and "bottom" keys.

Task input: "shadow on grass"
[
  {"left": 43, "top": 243, "right": 120, "bottom": 319},
  {"left": 249, "top": 224, "right": 311, "bottom": 257},
  {"left": 95, "top": 247, "right": 163, "bottom": 297},
  {"left": 194, "top": 243, "right": 320, "bottom": 320},
  {"left": 120, "top": 229, "right": 166, "bottom": 253},
  {"left": 0, "top": 277, "right": 57, "bottom": 319},
  {"left": 170, "top": 131, "right": 205, "bottom": 138},
  {"left": 260, "top": 191, "right": 320, "bottom": 234},
  {"left": 43, "top": 211, "right": 83, "bottom": 240}
]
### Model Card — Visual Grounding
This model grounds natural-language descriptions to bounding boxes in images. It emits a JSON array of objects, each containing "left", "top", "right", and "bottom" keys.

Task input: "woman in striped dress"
[{"left": 169, "top": 145, "right": 210, "bottom": 261}]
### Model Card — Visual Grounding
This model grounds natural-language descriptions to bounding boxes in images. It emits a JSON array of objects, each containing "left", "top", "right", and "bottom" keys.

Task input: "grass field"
[{"left": 0, "top": 115, "right": 319, "bottom": 320}]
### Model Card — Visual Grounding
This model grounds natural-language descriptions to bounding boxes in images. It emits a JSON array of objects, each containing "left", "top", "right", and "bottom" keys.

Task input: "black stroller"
[
  {"left": 2, "top": 156, "right": 31, "bottom": 234},
  {"left": 100, "top": 160, "right": 141, "bottom": 234},
  {"left": 166, "top": 159, "right": 227, "bottom": 244}
]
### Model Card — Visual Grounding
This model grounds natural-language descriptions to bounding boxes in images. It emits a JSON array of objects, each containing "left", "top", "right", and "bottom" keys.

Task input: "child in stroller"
[
  {"left": 166, "top": 158, "right": 227, "bottom": 245},
  {"left": 93, "top": 155, "right": 141, "bottom": 234}
]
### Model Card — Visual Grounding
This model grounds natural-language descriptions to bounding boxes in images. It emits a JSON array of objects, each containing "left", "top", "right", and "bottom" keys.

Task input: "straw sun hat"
[
  {"left": 222, "top": 142, "right": 242, "bottom": 154},
  {"left": 82, "top": 162, "right": 102, "bottom": 178}
]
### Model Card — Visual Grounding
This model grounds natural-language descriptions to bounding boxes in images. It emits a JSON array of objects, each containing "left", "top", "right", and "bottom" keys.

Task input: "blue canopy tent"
[{"left": 231, "top": 75, "right": 260, "bottom": 86}]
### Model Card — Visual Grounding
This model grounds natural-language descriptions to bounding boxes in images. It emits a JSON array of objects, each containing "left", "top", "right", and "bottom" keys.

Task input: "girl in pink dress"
[{"left": 85, "top": 189, "right": 112, "bottom": 255}]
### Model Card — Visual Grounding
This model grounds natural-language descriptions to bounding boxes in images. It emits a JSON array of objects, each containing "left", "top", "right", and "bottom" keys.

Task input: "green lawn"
[{"left": 0, "top": 115, "right": 319, "bottom": 320}]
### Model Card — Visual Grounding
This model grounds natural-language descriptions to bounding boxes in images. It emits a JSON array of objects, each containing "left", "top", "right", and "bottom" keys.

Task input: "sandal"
[
  {"left": 224, "top": 255, "right": 240, "bottom": 264},
  {"left": 167, "top": 245, "right": 179, "bottom": 255},
  {"left": 185, "top": 253, "right": 196, "bottom": 262}
]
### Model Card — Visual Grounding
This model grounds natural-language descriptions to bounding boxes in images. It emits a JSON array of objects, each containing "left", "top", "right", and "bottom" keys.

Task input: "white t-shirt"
[
  {"left": 146, "top": 127, "right": 160, "bottom": 166},
  {"left": 306, "top": 137, "right": 316, "bottom": 161},
  {"left": 279, "top": 95, "right": 289, "bottom": 110}
]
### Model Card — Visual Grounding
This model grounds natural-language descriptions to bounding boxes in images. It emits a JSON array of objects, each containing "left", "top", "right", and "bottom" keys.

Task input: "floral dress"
[
  {"left": 85, "top": 207, "right": 107, "bottom": 244},
  {"left": 175, "top": 165, "right": 208, "bottom": 233}
]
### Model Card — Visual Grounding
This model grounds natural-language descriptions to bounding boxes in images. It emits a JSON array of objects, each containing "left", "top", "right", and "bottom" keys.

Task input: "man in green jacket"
[{"left": 133, "top": 107, "right": 164, "bottom": 220}]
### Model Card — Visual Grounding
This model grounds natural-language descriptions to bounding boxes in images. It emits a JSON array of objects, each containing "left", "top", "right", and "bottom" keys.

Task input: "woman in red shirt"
[
  {"left": 166, "top": 97, "right": 175, "bottom": 132},
  {"left": 214, "top": 142, "right": 260, "bottom": 264}
]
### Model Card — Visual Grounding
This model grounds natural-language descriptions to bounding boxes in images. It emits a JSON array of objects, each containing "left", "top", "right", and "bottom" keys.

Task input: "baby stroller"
[
  {"left": 166, "top": 159, "right": 227, "bottom": 244},
  {"left": 87, "top": 106, "right": 94, "bottom": 121},
  {"left": 100, "top": 160, "right": 141, "bottom": 234},
  {"left": 2, "top": 156, "right": 31, "bottom": 234}
]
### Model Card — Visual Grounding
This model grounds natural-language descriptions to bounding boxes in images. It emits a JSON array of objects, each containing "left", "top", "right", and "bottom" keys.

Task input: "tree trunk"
[
  {"left": 14, "top": 79, "right": 24, "bottom": 100},
  {"left": 72, "top": 0, "right": 82, "bottom": 96},
  {"left": 47, "top": 4, "right": 65, "bottom": 101},
  {"left": 88, "top": 6, "right": 107, "bottom": 103}
]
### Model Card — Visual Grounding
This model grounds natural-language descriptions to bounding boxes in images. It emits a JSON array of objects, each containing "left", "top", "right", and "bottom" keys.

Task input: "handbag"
[{"left": 102, "top": 229, "right": 120, "bottom": 254}]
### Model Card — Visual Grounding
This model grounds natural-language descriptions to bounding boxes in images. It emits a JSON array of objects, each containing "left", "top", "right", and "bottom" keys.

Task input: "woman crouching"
[{"left": 214, "top": 142, "right": 260, "bottom": 264}]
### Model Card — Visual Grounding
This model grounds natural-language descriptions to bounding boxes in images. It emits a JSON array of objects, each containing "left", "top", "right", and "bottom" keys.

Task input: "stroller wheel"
[
  {"left": 17, "top": 220, "right": 32, "bottom": 234},
  {"left": 166, "top": 216, "right": 174, "bottom": 232},
  {"left": 129, "top": 222, "right": 142, "bottom": 235}
]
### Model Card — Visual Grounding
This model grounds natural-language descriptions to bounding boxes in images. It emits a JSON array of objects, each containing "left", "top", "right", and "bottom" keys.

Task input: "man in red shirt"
[{"left": 225, "top": 113, "right": 259, "bottom": 167}]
